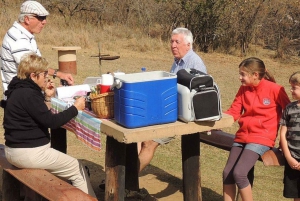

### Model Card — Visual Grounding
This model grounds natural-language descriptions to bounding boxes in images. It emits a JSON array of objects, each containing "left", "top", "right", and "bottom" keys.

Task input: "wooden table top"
[{"left": 100, "top": 113, "right": 234, "bottom": 143}]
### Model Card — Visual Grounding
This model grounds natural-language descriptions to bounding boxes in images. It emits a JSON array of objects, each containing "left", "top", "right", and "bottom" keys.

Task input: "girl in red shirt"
[{"left": 223, "top": 57, "right": 290, "bottom": 201}]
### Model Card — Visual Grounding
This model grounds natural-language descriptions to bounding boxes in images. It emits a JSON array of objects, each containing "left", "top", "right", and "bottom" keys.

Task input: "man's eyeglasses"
[{"left": 31, "top": 15, "right": 47, "bottom": 22}]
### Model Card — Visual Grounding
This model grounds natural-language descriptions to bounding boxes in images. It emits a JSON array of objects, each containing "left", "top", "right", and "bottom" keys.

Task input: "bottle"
[{"left": 141, "top": 67, "right": 146, "bottom": 72}]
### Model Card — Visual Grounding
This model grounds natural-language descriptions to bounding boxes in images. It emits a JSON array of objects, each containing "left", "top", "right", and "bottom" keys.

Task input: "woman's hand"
[
  {"left": 44, "top": 79, "right": 55, "bottom": 98},
  {"left": 73, "top": 97, "right": 85, "bottom": 111}
]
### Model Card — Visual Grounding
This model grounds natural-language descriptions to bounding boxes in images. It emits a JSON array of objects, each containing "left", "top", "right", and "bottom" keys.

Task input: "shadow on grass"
[
  {"left": 80, "top": 159, "right": 223, "bottom": 201},
  {"left": 140, "top": 164, "right": 223, "bottom": 201},
  {"left": 202, "top": 188, "right": 223, "bottom": 201},
  {"left": 80, "top": 159, "right": 105, "bottom": 201}
]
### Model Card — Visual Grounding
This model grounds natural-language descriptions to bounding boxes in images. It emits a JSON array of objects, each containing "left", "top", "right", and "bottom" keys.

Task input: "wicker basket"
[{"left": 89, "top": 92, "right": 114, "bottom": 119}]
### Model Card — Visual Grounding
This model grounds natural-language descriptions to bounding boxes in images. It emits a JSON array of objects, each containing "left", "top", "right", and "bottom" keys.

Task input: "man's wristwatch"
[{"left": 53, "top": 69, "right": 58, "bottom": 79}]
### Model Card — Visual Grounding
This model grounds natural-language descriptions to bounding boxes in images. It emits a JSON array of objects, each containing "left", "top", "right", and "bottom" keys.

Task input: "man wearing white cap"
[{"left": 0, "top": 0, "right": 74, "bottom": 97}]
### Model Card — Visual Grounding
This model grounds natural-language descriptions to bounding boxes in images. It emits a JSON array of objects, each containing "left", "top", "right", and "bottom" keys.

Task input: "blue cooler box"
[{"left": 113, "top": 71, "right": 177, "bottom": 128}]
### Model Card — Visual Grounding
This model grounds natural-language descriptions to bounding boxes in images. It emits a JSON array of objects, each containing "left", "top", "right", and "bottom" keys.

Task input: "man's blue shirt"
[{"left": 170, "top": 49, "right": 207, "bottom": 74}]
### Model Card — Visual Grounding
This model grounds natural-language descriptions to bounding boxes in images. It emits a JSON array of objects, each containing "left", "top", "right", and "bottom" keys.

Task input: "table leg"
[
  {"left": 181, "top": 133, "right": 201, "bottom": 201},
  {"left": 125, "top": 143, "right": 139, "bottom": 191},
  {"left": 2, "top": 170, "right": 20, "bottom": 201},
  {"left": 50, "top": 128, "right": 67, "bottom": 153},
  {"left": 105, "top": 136, "right": 126, "bottom": 201}
]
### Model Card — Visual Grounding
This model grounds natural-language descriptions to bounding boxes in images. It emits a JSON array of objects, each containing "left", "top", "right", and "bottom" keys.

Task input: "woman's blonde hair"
[
  {"left": 17, "top": 53, "right": 48, "bottom": 79},
  {"left": 289, "top": 71, "right": 300, "bottom": 85},
  {"left": 239, "top": 57, "right": 276, "bottom": 83}
]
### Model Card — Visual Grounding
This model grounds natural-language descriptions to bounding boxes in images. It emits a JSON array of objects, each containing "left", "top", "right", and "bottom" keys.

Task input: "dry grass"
[{"left": 1, "top": 3, "right": 300, "bottom": 201}]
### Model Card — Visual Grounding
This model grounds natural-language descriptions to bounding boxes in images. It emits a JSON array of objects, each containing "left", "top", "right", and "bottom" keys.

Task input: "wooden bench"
[
  {"left": 200, "top": 130, "right": 285, "bottom": 166},
  {"left": 0, "top": 144, "right": 97, "bottom": 201}
]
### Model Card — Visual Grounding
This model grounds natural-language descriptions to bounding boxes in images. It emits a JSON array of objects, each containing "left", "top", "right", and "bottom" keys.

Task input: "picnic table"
[{"left": 50, "top": 98, "right": 234, "bottom": 201}]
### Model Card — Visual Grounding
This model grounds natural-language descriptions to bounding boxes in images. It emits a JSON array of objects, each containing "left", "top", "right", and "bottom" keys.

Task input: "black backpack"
[{"left": 176, "top": 68, "right": 222, "bottom": 122}]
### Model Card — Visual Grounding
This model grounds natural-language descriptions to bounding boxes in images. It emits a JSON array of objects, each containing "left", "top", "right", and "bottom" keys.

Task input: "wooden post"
[
  {"left": 182, "top": 133, "right": 201, "bottom": 201},
  {"left": 52, "top": 46, "right": 81, "bottom": 75},
  {"left": 51, "top": 46, "right": 81, "bottom": 153},
  {"left": 125, "top": 143, "right": 139, "bottom": 191},
  {"left": 105, "top": 136, "right": 126, "bottom": 201},
  {"left": 50, "top": 128, "right": 67, "bottom": 153},
  {"left": 2, "top": 170, "right": 20, "bottom": 201}
]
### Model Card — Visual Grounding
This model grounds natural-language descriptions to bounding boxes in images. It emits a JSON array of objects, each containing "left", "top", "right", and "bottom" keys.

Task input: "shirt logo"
[{"left": 263, "top": 98, "right": 271, "bottom": 105}]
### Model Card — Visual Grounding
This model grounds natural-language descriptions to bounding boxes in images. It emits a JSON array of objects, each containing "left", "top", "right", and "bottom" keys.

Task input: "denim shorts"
[
  {"left": 153, "top": 137, "right": 174, "bottom": 145},
  {"left": 233, "top": 142, "right": 270, "bottom": 156}
]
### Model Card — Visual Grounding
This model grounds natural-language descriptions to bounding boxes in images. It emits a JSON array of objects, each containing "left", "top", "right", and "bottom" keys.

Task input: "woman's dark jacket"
[{"left": 3, "top": 76, "right": 78, "bottom": 148}]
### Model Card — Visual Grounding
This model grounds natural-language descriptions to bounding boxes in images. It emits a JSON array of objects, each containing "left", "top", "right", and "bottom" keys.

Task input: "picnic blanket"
[{"left": 51, "top": 98, "right": 102, "bottom": 151}]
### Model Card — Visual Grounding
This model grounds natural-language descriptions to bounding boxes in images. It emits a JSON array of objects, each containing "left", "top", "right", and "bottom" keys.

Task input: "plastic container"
[
  {"left": 100, "top": 74, "right": 114, "bottom": 93},
  {"left": 113, "top": 71, "right": 177, "bottom": 128},
  {"left": 83, "top": 77, "right": 101, "bottom": 88}
]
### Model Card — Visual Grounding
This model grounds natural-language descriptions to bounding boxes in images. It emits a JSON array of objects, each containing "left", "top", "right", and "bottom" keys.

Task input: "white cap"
[{"left": 20, "top": 1, "right": 49, "bottom": 16}]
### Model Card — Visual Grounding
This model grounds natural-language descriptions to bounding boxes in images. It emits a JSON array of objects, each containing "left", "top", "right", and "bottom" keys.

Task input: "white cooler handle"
[{"left": 111, "top": 79, "right": 122, "bottom": 89}]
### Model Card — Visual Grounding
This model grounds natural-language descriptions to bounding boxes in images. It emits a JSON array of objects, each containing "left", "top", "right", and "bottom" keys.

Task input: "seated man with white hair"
[{"left": 138, "top": 27, "right": 208, "bottom": 172}]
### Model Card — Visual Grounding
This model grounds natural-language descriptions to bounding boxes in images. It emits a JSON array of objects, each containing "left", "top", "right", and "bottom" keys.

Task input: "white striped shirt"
[{"left": 1, "top": 21, "right": 41, "bottom": 93}]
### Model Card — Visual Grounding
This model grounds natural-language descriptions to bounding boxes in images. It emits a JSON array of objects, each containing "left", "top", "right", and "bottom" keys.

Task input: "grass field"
[{"left": 1, "top": 4, "right": 300, "bottom": 200}]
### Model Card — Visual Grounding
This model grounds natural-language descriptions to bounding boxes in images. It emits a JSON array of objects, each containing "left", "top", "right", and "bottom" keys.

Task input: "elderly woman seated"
[{"left": 2, "top": 53, "right": 96, "bottom": 198}]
